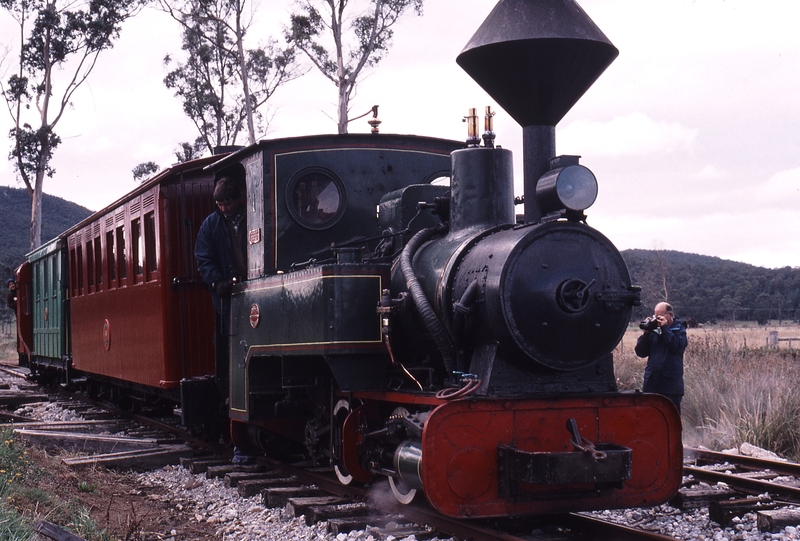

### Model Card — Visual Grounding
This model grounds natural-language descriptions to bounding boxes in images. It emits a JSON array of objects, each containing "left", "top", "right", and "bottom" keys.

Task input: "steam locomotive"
[{"left": 14, "top": 0, "right": 682, "bottom": 518}]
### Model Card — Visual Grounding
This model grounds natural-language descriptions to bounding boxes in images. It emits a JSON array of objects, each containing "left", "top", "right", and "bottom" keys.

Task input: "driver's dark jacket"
[
  {"left": 635, "top": 317, "right": 687, "bottom": 396},
  {"left": 195, "top": 209, "right": 245, "bottom": 314}
]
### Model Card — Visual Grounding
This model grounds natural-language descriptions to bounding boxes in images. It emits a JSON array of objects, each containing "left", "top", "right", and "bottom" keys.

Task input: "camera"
[{"left": 639, "top": 316, "right": 659, "bottom": 331}]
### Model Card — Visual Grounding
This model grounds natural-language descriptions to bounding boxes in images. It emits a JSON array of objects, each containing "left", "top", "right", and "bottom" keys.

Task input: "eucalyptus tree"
[
  {"left": 132, "top": 160, "right": 159, "bottom": 182},
  {"left": 286, "top": 0, "right": 424, "bottom": 134},
  {"left": 160, "top": 0, "right": 302, "bottom": 150},
  {"left": 131, "top": 138, "right": 205, "bottom": 182},
  {"left": 1, "top": 0, "right": 144, "bottom": 250}
]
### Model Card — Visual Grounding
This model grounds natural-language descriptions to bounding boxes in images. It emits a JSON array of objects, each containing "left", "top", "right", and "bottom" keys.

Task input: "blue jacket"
[
  {"left": 195, "top": 210, "right": 246, "bottom": 313},
  {"left": 635, "top": 317, "right": 687, "bottom": 396}
]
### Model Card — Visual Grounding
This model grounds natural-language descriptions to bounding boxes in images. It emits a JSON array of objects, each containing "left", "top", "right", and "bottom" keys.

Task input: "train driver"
[{"left": 195, "top": 176, "right": 247, "bottom": 392}]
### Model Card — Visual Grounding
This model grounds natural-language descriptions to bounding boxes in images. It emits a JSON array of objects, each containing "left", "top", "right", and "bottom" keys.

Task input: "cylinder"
[{"left": 394, "top": 440, "right": 424, "bottom": 489}]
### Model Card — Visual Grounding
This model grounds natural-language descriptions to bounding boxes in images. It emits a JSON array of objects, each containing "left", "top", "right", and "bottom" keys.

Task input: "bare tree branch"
[
  {"left": 285, "top": 0, "right": 423, "bottom": 134},
  {"left": 2, "top": 0, "right": 145, "bottom": 249},
  {"left": 159, "top": 0, "right": 304, "bottom": 149}
]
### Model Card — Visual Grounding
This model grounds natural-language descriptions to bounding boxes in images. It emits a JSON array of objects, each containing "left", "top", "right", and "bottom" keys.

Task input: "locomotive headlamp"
[{"left": 536, "top": 164, "right": 598, "bottom": 215}]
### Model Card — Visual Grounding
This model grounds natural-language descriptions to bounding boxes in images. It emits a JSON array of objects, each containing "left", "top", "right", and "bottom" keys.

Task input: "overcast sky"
[{"left": 1, "top": 0, "right": 799, "bottom": 269}]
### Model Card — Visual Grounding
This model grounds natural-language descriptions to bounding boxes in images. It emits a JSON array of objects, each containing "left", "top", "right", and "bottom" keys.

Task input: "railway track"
[
  {"left": 197, "top": 454, "right": 680, "bottom": 541},
  {"left": 2, "top": 363, "right": 799, "bottom": 540},
  {"left": 678, "top": 446, "right": 800, "bottom": 533}
]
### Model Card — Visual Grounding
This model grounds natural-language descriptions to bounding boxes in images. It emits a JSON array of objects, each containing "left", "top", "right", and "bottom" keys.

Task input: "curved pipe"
[
  {"left": 434, "top": 377, "right": 482, "bottom": 401},
  {"left": 451, "top": 279, "right": 481, "bottom": 373},
  {"left": 400, "top": 225, "right": 456, "bottom": 373}
]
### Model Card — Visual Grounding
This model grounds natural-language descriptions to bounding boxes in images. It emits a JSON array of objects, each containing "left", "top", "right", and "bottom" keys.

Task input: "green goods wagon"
[{"left": 27, "top": 237, "right": 69, "bottom": 363}]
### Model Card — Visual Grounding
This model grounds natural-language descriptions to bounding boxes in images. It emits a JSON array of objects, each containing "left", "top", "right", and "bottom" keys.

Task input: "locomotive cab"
[
  {"left": 207, "top": 135, "right": 460, "bottom": 278},
  {"left": 210, "top": 134, "right": 462, "bottom": 447}
]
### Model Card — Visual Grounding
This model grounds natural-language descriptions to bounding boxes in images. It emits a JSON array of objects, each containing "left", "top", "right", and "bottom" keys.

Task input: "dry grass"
[
  {"left": 0, "top": 333, "right": 17, "bottom": 362},
  {"left": 615, "top": 324, "right": 800, "bottom": 461}
]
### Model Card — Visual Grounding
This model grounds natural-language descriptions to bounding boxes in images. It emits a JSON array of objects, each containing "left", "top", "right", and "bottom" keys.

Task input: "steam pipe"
[
  {"left": 452, "top": 279, "right": 481, "bottom": 373},
  {"left": 400, "top": 225, "right": 456, "bottom": 373}
]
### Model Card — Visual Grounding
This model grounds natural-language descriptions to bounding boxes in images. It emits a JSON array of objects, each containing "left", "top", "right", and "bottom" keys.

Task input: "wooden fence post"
[{"left": 768, "top": 331, "right": 778, "bottom": 348}]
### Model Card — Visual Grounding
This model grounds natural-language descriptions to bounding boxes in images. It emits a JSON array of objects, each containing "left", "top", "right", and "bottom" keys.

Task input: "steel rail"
[
  {"left": 684, "top": 465, "right": 800, "bottom": 502},
  {"left": 0, "top": 362, "right": 31, "bottom": 378},
  {"left": 277, "top": 461, "right": 682, "bottom": 541},
  {"left": 259, "top": 457, "right": 682, "bottom": 541},
  {"left": 562, "top": 513, "right": 683, "bottom": 541},
  {"left": 401, "top": 509, "right": 537, "bottom": 541},
  {"left": 60, "top": 389, "right": 231, "bottom": 457},
  {"left": 685, "top": 446, "right": 800, "bottom": 477},
  {"left": 57, "top": 389, "right": 529, "bottom": 540}
]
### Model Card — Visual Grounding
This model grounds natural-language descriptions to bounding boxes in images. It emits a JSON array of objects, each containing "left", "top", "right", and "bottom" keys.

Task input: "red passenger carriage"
[{"left": 61, "top": 157, "right": 219, "bottom": 410}]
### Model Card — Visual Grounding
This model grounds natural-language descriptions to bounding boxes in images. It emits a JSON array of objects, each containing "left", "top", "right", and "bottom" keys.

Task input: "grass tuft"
[
  {"left": 77, "top": 482, "right": 98, "bottom": 493},
  {"left": 68, "top": 503, "right": 114, "bottom": 541}
]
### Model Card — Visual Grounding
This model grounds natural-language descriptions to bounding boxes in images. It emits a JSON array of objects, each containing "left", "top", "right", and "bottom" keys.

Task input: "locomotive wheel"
[
  {"left": 332, "top": 399, "right": 355, "bottom": 485},
  {"left": 388, "top": 476, "right": 417, "bottom": 505}
]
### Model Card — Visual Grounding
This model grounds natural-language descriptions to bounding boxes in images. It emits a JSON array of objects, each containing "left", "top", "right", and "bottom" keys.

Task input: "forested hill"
[
  {"left": 623, "top": 249, "right": 800, "bottom": 324},
  {"left": 0, "top": 187, "right": 92, "bottom": 279}
]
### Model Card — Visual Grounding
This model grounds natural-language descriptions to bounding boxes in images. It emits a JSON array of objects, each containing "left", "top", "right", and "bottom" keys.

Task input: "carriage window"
[
  {"left": 116, "top": 225, "right": 127, "bottom": 280},
  {"left": 94, "top": 237, "right": 102, "bottom": 285},
  {"left": 132, "top": 218, "right": 143, "bottom": 277},
  {"left": 52, "top": 254, "right": 58, "bottom": 298},
  {"left": 76, "top": 245, "right": 83, "bottom": 295},
  {"left": 69, "top": 248, "right": 76, "bottom": 295},
  {"left": 35, "top": 262, "right": 41, "bottom": 301},
  {"left": 86, "top": 241, "right": 94, "bottom": 287},
  {"left": 106, "top": 231, "right": 116, "bottom": 283},
  {"left": 144, "top": 212, "right": 157, "bottom": 275},
  {"left": 43, "top": 257, "right": 49, "bottom": 298},
  {"left": 286, "top": 168, "right": 346, "bottom": 230}
]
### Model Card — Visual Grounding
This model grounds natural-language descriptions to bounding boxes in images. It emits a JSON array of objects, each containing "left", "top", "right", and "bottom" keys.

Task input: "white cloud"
[
  {"left": 760, "top": 167, "right": 800, "bottom": 207},
  {"left": 702, "top": 167, "right": 800, "bottom": 218},
  {"left": 592, "top": 206, "right": 800, "bottom": 269},
  {"left": 558, "top": 112, "right": 697, "bottom": 158},
  {"left": 697, "top": 165, "right": 727, "bottom": 181},
  {"left": 87, "top": 136, "right": 114, "bottom": 153}
]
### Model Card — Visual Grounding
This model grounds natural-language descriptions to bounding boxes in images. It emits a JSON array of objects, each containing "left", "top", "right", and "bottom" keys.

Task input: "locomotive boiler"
[{"left": 217, "top": 0, "right": 682, "bottom": 518}]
